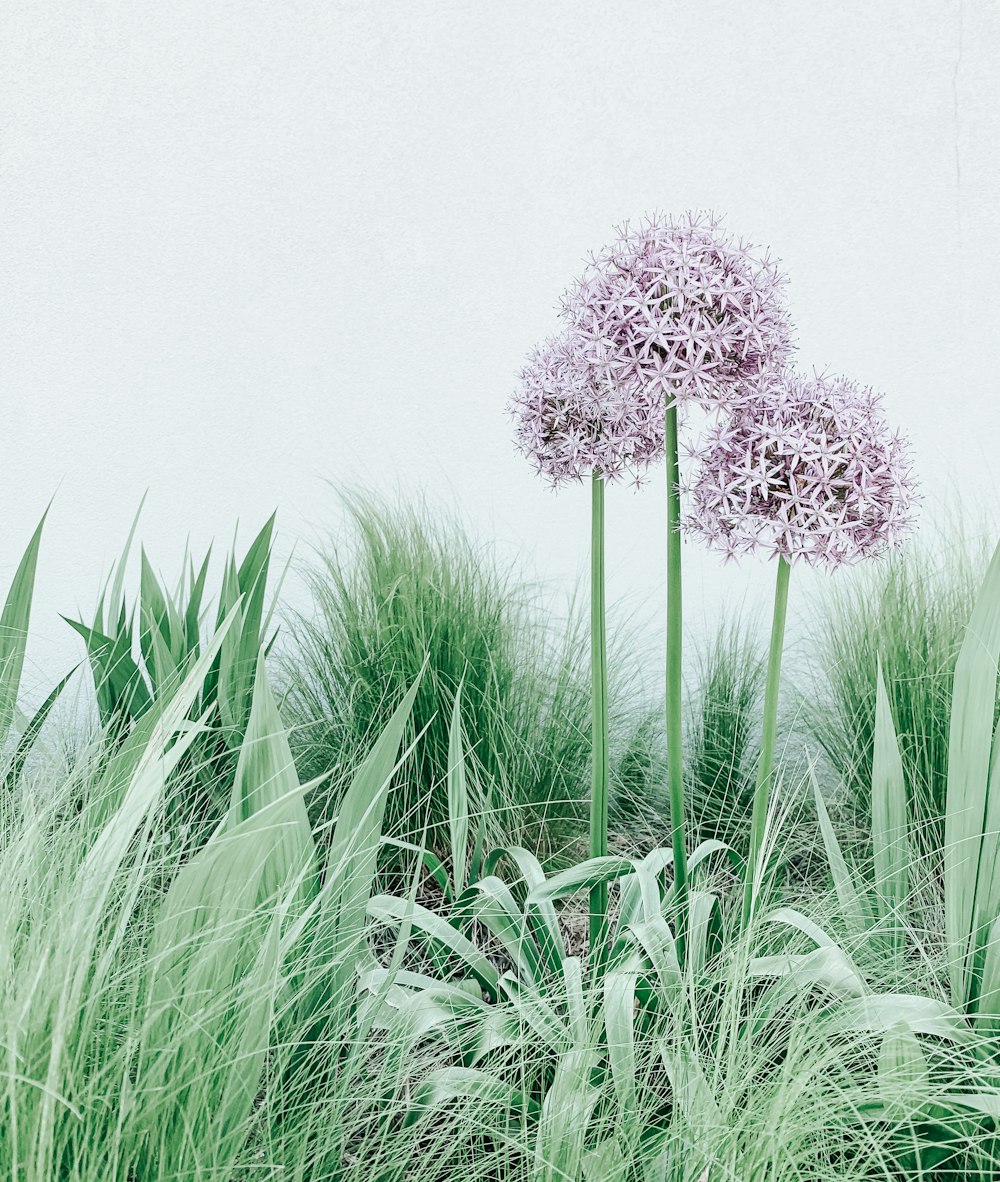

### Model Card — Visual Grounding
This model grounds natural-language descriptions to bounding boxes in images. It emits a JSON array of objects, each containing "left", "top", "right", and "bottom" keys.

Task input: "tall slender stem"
[
  {"left": 589, "top": 471, "right": 610, "bottom": 950},
  {"left": 665, "top": 401, "right": 688, "bottom": 960},
  {"left": 743, "top": 555, "right": 791, "bottom": 926}
]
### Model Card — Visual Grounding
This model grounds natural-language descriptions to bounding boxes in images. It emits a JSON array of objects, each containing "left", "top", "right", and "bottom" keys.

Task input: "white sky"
[{"left": 3, "top": 0, "right": 999, "bottom": 696}]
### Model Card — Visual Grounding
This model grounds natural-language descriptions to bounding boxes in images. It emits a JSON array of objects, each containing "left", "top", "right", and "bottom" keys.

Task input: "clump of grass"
[
  {"left": 806, "top": 525, "right": 990, "bottom": 853},
  {"left": 282, "top": 491, "right": 650, "bottom": 860}
]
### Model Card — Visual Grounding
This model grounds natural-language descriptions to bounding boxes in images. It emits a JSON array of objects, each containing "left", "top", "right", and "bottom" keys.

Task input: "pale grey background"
[{"left": 3, "top": 1, "right": 998, "bottom": 696}]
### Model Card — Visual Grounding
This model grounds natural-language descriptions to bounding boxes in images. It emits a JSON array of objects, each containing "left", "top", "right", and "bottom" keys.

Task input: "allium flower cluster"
[
  {"left": 509, "top": 331, "right": 664, "bottom": 488},
  {"left": 562, "top": 211, "right": 793, "bottom": 409},
  {"left": 683, "top": 371, "right": 916, "bottom": 569}
]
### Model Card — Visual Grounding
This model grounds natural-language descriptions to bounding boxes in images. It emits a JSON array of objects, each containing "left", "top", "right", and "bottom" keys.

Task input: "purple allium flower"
[
  {"left": 682, "top": 371, "right": 916, "bottom": 569},
  {"left": 509, "top": 331, "right": 664, "bottom": 488},
  {"left": 562, "top": 211, "right": 793, "bottom": 408}
]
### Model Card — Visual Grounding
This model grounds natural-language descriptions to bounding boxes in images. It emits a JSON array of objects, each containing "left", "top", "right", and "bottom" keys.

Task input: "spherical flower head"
[
  {"left": 682, "top": 371, "right": 916, "bottom": 570},
  {"left": 509, "top": 332, "right": 664, "bottom": 488},
  {"left": 562, "top": 211, "right": 794, "bottom": 409}
]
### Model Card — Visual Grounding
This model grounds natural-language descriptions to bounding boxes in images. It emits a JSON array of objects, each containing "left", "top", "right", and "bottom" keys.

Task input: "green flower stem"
[
  {"left": 665, "top": 401, "right": 688, "bottom": 961},
  {"left": 589, "top": 471, "right": 610, "bottom": 950},
  {"left": 743, "top": 554, "right": 791, "bottom": 926}
]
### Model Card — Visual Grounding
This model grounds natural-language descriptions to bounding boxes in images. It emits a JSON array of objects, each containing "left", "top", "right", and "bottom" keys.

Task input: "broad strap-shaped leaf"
[
  {"left": 825, "top": 993, "right": 974, "bottom": 1043},
  {"left": 686, "top": 890, "right": 721, "bottom": 977},
  {"left": 762, "top": 905, "right": 855, "bottom": 951},
  {"left": 534, "top": 1040, "right": 600, "bottom": 1182},
  {"left": 944, "top": 539, "right": 1000, "bottom": 1010},
  {"left": 583, "top": 1138, "right": 628, "bottom": 1182},
  {"left": 365, "top": 975, "right": 503, "bottom": 1068},
  {"left": 498, "top": 971, "right": 572, "bottom": 1052},
  {"left": 561, "top": 955, "right": 588, "bottom": 1045},
  {"left": 478, "top": 845, "right": 565, "bottom": 973},
  {"left": 753, "top": 906, "right": 867, "bottom": 996},
  {"left": 382, "top": 835, "right": 453, "bottom": 899},
  {"left": 877, "top": 1022, "right": 928, "bottom": 1120},
  {"left": 527, "top": 855, "right": 635, "bottom": 905},
  {"left": 975, "top": 913, "right": 1000, "bottom": 1036},
  {"left": 367, "top": 893, "right": 499, "bottom": 997},
  {"left": 603, "top": 951, "right": 643, "bottom": 1117},
  {"left": 931, "top": 1091, "right": 1000, "bottom": 1118},
  {"left": 660, "top": 1041, "right": 722, "bottom": 1176},
  {"left": 405, "top": 1067, "right": 537, "bottom": 1127},
  {"left": 688, "top": 839, "right": 732, "bottom": 877},
  {"left": 618, "top": 847, "right": 673, "bottom": 929},
  {"left": 749, "top": 946, "right": 866, "bottom": 997},
  {"left": 622, "top": 916, "right": 681, "bottom": 1004},
  {"left": 462, "top": 874, "right": 542, "bottom": 982}
]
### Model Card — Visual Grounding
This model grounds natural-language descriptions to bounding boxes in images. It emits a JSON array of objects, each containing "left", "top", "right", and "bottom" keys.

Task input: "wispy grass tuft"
[{"left": 281, "top": 490, "right": 650, "bottom": 861}]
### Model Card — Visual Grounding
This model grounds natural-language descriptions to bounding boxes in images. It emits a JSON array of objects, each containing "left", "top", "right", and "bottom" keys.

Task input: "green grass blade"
[
  {"left": 138, "top": 548, "right": 171, "bottom": 689},
  {"left": 872, "top": 660, "right": 909, "bottom": 942},
  {"left": 447, "top": 683, "right": 469, "bottom": 896},
  {"left": 74, "top": 607, "right": 239, "bottom": 910},
  {"left": 220, "top": 513, "right": 276, "bottom": 742},
  {"left": 64, "top": 615, "right": 151, "bottom": 727}
]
